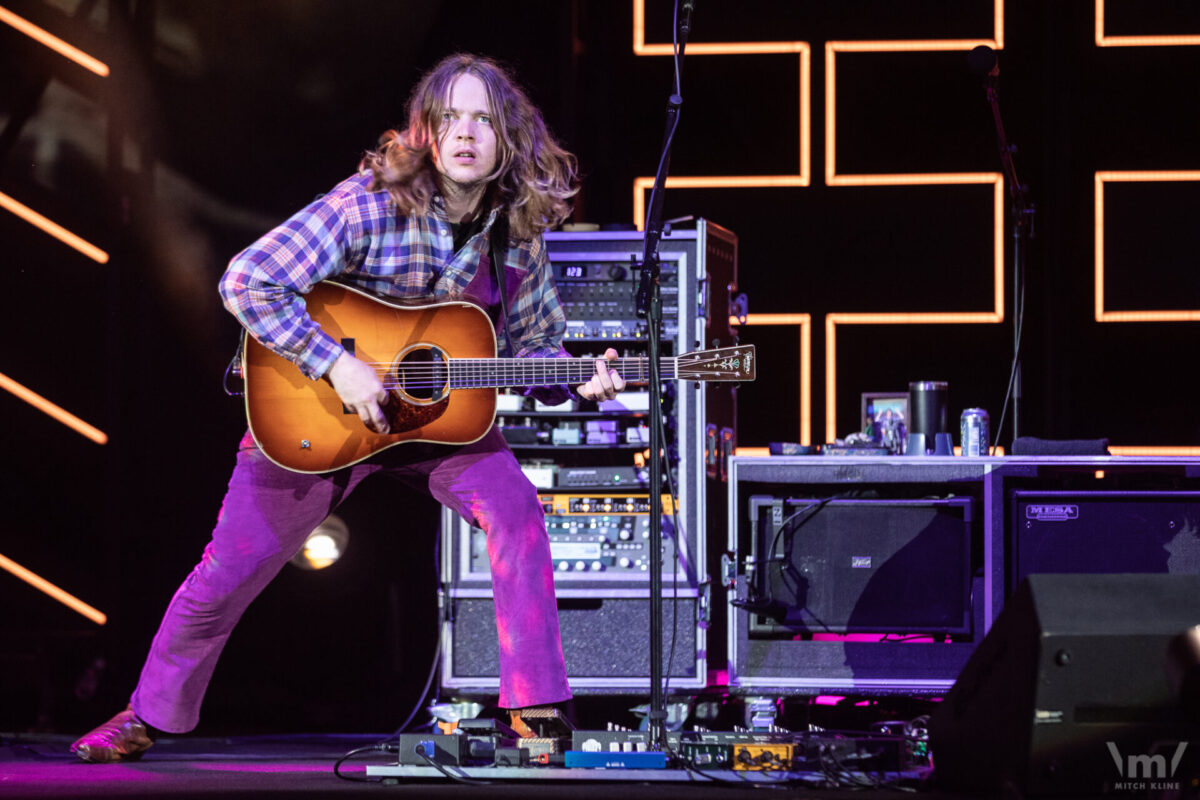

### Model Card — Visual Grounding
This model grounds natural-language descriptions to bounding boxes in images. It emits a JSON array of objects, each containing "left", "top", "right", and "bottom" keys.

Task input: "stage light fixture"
[
  {"left": 290, "top": 515, "right": 349, "bottom": 571},
  {"left": 1167, "top": 625, "right": 1200, "bottom": 722}
]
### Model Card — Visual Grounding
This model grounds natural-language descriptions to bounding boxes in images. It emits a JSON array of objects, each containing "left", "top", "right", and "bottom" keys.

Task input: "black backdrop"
[{"left": 2, "top": 0, "right": 1198, "bottom": 733}]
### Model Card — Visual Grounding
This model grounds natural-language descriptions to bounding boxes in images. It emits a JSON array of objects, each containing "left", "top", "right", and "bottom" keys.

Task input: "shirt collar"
[{"left": 431, "top": 193, "right": 501, "bottom": 233}]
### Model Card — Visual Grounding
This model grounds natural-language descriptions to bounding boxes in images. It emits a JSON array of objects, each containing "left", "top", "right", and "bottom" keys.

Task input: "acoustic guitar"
[{"left": 242, "top": 281, "right": 755, "bottom": 473}]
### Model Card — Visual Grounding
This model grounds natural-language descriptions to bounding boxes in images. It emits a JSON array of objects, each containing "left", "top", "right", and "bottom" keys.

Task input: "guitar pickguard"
[{"left": 383, "top": 392, "right": 450, "bottom": 434}]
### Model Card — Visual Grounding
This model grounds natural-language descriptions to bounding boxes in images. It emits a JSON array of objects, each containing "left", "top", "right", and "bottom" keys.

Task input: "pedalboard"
[{"left": 386, "top": 726, "right": 921, "bottom": 778}]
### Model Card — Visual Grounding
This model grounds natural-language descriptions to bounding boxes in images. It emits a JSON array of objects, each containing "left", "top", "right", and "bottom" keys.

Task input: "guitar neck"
[{"left": 448, "top": 357, "right": 676, "bottom": 389}]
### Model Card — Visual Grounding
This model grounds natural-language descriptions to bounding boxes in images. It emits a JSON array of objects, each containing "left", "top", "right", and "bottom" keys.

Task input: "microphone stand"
[
  {"left": 978, "top": 60, "right": 1034, "bottom": 447},
  {"left": 637, "top": 0, "right": 695, "bottom": 753}
]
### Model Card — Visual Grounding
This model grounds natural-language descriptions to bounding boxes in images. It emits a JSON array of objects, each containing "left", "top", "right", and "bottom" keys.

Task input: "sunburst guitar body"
[{"left": 242, "top": 281, "right": 755, "bottom": 473}]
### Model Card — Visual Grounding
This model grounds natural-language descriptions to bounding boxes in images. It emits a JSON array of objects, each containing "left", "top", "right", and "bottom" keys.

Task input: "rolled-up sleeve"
[
  {"left": 508, "top": 237, "right": 567, "bottom": 359},
  {"left": 507, "top": 236, "right": 571, "bottom": 404},
  {"left": 219, "top": 187, "right": 364, "bottom": 380}
]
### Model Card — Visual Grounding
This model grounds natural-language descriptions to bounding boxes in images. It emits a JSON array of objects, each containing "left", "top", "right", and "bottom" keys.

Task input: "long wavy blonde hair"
[{"left": 362, "top": 54, "right": 578, "bottom": 242}]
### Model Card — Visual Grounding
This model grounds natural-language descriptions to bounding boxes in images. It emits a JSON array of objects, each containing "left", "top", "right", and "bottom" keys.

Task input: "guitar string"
[
  {"left": 372, "top": 368, "right": 677, "bottom": 390},
  {"left": 349, "top": 358, "right": 682, "bottom": 385},
  {"left": 350, "top": 358, "right": 671, "bottom": 368},
  {"left": 344, "top": 358, "right": 710, "bottom": 373},
  {"left": 339, "top": 354, "right": 733, "bottom": 370},
  {"left": 363, "top": 358, "right": 684, "bottom": 391},
  {"left": 319, "top": 352, "right": 740, "bottom": 390}
]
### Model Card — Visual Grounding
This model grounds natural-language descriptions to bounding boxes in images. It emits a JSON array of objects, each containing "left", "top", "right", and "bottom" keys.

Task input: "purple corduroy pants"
[{"left": 130, "top": 427, "right": 571, "bottom": 733}]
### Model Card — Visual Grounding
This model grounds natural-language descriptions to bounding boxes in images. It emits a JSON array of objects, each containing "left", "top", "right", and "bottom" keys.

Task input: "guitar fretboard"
[{"left": 445, "top": 357, "right": 675, "bottom": 389}]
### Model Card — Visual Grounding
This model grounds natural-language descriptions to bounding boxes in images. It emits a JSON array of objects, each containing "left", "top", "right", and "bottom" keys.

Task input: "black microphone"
[{"left": 967, "top": 44, "right": 999, "bottom": 85}]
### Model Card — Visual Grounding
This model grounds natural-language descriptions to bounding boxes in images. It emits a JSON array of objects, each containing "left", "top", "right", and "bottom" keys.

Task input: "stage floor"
[{"left": 1, "top": 732, "right": 968, "bottom": 799}]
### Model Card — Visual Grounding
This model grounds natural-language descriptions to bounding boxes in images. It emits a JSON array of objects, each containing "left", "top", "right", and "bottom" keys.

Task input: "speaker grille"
[{"left": 449, "top": 596, "right": 699, "bottom": 680}]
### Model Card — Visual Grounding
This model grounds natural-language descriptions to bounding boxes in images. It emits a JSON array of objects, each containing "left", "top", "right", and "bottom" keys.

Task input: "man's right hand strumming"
[{"left": 326, "top": 351, "right": 390, "bottom": 434}]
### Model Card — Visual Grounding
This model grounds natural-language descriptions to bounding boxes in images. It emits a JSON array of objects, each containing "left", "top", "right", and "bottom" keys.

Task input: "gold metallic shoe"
[
  {"left": 508, "top": 708, "right": 538, "bottom": 739},
  {"left": 508, "top": 705, "right": 575, "bottom": 739},
  {"left": 70, "top": 704, "right": 154, "bottom": 763}
]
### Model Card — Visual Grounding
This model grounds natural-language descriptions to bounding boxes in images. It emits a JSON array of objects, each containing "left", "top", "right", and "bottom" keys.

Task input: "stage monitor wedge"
[{"left": 930, "top": 573, "right": 1200, "bottom": 796}]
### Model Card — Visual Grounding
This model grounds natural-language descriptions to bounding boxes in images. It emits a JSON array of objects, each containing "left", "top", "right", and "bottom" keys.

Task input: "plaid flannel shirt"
[{"left": 219, "top": 172, "right": 568, "bottom": 390}]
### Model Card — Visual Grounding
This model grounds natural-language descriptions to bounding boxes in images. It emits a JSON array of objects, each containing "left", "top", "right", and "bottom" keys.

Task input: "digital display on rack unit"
[
  {"left": 550, "top": 542, "right": 604, "bottom": 560},
  {"left": 563, "top": 264, "right": 586, "bottom": 278}
]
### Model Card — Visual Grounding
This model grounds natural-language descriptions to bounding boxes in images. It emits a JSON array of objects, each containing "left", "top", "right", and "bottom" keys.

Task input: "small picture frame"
[{"left": 861, "top": 392, "right": 908, "bottom": 452}]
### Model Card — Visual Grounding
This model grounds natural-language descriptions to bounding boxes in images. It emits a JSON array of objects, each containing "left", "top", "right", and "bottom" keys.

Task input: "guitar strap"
[{"left": 489, "top": 210, "right": 514, "bottom": 356}]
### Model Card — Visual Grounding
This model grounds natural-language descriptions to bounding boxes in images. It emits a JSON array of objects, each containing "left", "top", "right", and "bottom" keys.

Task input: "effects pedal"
[{"left": 395, "top": 733, "right": 465, "bottom": 766}]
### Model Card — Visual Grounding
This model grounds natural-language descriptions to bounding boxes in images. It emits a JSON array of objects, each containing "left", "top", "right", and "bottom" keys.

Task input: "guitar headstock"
[{"left": 677, "top": 345, "right": 756, "bottom": 382}]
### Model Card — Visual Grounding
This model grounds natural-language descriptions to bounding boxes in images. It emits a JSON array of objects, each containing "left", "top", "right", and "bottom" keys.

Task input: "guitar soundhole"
[{"left": 392, "top": 345, "right": 448, "bottom": 404}]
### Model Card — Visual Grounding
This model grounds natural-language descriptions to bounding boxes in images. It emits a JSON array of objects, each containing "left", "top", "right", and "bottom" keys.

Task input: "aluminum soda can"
[{"left": 960, "top": 408, "right": 990, "bottom": 456}]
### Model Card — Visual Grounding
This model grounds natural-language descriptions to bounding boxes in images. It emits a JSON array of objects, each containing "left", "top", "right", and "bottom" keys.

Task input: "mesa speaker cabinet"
[
  {"left": 1011, "top": 490, "right": 1200, "bottom": 590},
  {"left": 931, "top": 573, "right": 1200, "bottom": 795}
]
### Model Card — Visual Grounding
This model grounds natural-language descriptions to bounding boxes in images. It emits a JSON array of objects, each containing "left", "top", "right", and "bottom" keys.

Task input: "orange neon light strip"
[
  {"left": 1091, "top": 12, "right": 1200, "bottom": 453},
  {"left": 635, "top": 2, "right": 1010, "bottom": 441},
  {"left": 822, "top": 177, "right": 1006, "bottom": 440},
  {"left": 822, "top": 9, "right": 1005, "bottom": 441},
  {"left": 1095, "top": 0, "right": 1200, "bottom": 47},
  {"left": 1094, "top": 171, "right": 1200, "bottom": 322},
  {"left": 827, "top": 171, "right": 1002, "bottom": 188},
  {"left": 633, "top": 173, "right": 811, "bottom": 231},
  {"left": 824, "top": 312, "right": 1003, "bottom": 443},
  {"left": 632, "top": 0, "right": 813, "bottom": 56},
  {"left": 0, "top": 551, "right": 107, "bottom": 625},
  {"left": 827, "top": 39, "right": 1004, "bottom": 54},
  {"left": 631, "top": 0, "right": 810, "bottom": 228},
  {"left": 1109, "top": 447, "right": 1200, "bottom": 457},
  {"left": 0, "top": 371, "right": 108, "bottom": 444},
  {"left": 730, "top": 313, "right": 812, "bottom": 445},
  {"left": 0, "top": 5, "right": 109, "bottom": 76},
  {"left": 732, "top": 446, "right": 1009, "bottom": 456},
  {"left": 0, "top": 190, "right": 109, "bottom": 263},
  {"left": 825, "top": 37, "right": 1002, "bottom": 187}
]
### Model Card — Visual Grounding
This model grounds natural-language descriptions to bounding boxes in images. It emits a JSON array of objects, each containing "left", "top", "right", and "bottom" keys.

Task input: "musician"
[{"left": 71, "top": 53, "right": 624, "bottom": 761}]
